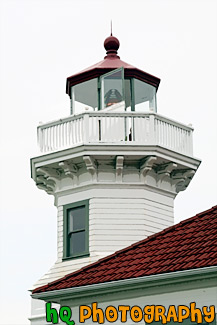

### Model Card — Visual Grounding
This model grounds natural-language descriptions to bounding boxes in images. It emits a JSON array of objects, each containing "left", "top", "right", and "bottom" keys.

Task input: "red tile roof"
[{"left": 33, "top": 205, "right": 217, "bottom": 294}]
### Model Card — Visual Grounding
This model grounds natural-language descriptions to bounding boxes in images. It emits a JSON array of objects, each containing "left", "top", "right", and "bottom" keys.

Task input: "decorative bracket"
[
  {"left": 36, "top": 179, "right": 56, "bottom": 195},
  {"left": 171, "top": 169, "right": 196, "bottom": 193},
  {"left": 58, "top": 161, "right": 78, "bottom": 186},
  {"left": 157, "top": 163, "right": 177, "bottom": 187},
  {"left": 140, "top": 156, "right": 157, "bottom": 182},
  {"left": 36, "top": 167, "right": 61, "bottom": 194},
  {"left": 83, "top": 156, "right": 97, "bottom": 182},
  {"left": 37, "top": 167, "right": 61, "bottom": 180},
  {"left": 116, "top": 156, "right": 124, "bottom": 182}
]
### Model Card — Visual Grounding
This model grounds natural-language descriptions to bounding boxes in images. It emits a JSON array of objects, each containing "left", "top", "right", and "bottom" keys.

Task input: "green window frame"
[
  {"left": 99, "top": 67, "right": 125, "bottom": 110},
  {"left": 70, "top": 68, "right": 157, "bottom": 114},
  {"left": 63, "top": 200, "right": 89, "bottom": 260}
]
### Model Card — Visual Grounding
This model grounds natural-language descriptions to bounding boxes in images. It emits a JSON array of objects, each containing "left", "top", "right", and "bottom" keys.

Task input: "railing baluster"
[
  {"left": 58, "top": 124, "right": 61, "bottom": 149},
  {"left": 168, "top": 122, "right": 170, "bottom": 148},
  {"left": 37, "top": 112, "right": 193, "bottom": 156},
  {"left": 171, "top": 123, "right": 173, "bottom": 149},
  {"left": 70, "top": 120, "right": 73, "bottom": 146},
  {"left": 78, "top": 118, "right": 80, "bottom": 143},
  {"left": 62, "top": 123, "right": 64, "bottom": 148},
  {"left": 144, "top": 117, "right": 146, "bottom": 143},
  {"left": 64, "top": 122, "right": 66, "bottom": 147},
  {"left": 66, "top": 122, "right": 68, "bottom": 147},
  {"left": 50, "top": 126, "right": 53, "bottom": 151},
  {"left": 44, "top": 128, "right": 47, "bottom": 152}
]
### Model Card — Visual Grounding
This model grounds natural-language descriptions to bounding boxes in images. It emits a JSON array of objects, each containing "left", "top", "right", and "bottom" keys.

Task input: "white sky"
[{"left": 0, "top": 0, "right": 216, "bottom": 324}]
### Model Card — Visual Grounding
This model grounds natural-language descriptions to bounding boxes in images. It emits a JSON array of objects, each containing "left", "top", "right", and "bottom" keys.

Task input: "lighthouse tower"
[{"left": 29, "top": 34, "right": 200, "bottom": 324}]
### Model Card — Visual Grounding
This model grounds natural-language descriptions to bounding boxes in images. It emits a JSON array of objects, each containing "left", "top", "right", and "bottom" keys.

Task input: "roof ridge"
[{"left": 178, "top": 205, "right": 217, "bottom": 225}]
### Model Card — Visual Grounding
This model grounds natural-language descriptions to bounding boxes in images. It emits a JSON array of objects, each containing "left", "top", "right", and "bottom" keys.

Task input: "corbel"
[
  {"left": 83, "top": 156, "right": 97, "bottom": 182},
  {"left": 36, "top": 174, "right": 56, "bottom": 195},
  {"left": 36, "top": 167, "right": 61, "bottom": 181},
  {"left": 157, "top": 162, "right": 177, "bottom": 187},
  {"left": 140, "top": 156, "right": 157, "bottom": 182},
  {"left": 58, "top": 161, "right": 78, "bottom": 186},
  {"left": 171, "top": 169, "right": 195, "bottom": 193},
  {"left": 36, "top": 167, "right": 60, "bottom": 194},
  {"left": 116, "top": 156, "right": 124, "bottom": 182}
]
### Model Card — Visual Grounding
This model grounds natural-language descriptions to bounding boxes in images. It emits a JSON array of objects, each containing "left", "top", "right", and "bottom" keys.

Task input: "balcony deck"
[{"left": 37, "top": 112, "right": 193, "bottom": 156}]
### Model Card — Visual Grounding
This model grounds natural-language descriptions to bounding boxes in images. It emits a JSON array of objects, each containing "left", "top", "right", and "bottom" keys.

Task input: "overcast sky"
[{"left": 0, "top": 0, "right": 217, "bottom": 324}]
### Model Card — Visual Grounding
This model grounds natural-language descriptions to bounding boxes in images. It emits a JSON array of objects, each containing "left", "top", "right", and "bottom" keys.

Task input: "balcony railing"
[{"left": 37, "top": 112, "right": 193, "bottom": 156}]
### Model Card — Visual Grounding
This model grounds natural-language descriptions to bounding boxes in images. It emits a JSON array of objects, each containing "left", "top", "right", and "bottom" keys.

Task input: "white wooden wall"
[
  {"left": 89, "top": 197, "right": 173, "bottom": 253},
  {"left": 65, "top": 286, "right": 217, "bottom": 325},
  {"left": 38, "top": 112, "right": 193, "bottom": 156},
  {"left": 33, "top": 187, "right": 174, "bottom": 289}
]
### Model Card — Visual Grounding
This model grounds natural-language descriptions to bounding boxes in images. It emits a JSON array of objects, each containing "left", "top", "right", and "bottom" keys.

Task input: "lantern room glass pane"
[
  {"left": 134, "top": 79, "right": 157, "bottom": 112},
  {"left": 125, "top": 79, "right": 131, "bottom": 111},
  {"left": 100, "top": 68, "right": 125, "bottom": 111},
  {"left": 71, "top": 78, "right": 98, "bottom": 115}
]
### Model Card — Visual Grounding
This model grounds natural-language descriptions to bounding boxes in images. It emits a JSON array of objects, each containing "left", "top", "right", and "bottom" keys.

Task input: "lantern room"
[{"left": 66, "top": 34, "right": 160, "bottom": 115}]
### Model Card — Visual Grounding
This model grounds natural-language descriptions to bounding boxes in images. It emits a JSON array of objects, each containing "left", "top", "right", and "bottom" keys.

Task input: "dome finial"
[{"left": 104, "top": 29, "right": 120, "bottom": 59}]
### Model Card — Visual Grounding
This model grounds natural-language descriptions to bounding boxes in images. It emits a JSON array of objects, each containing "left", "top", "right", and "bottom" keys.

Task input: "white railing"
[{"left": 38, "top": 112, "right": 193, "bottom": 156}]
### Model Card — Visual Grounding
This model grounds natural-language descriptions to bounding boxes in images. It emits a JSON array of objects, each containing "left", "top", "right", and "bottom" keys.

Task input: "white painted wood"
[
  {"left": 31, "top": 111, "right": 197, "bottom": 325},
  {"left": 58, "top": 188, "right": 175, "bottom": 206},
  {"left": 35, "top": 186, "right": 174, "bottom": 292},
  {"left": 64, "top": 286, "right": 217, "bottom": 325},
  {"left": 31, "top": 276, "right": 216, "bottom": 325},
  {"left": 37, "top": 112, "right": 193, "bottom": 155}
]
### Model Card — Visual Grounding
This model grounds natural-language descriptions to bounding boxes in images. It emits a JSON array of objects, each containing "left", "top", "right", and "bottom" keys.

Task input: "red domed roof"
[{"left": 66, "top": 35, "right": 160, "bottom": 97}]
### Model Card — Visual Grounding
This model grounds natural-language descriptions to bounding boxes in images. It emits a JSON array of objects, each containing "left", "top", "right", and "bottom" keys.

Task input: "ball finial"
[
  {"left": 104, "top": 34, "right": 120, "bottom": 57},
  {"left": 104, "top": 23, "right": 120, "bottom": 58}
]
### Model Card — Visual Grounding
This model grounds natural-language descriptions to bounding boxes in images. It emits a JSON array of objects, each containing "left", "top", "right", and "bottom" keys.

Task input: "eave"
[
  {"left": 66, "top": 68, "right": 161, "bottom": 97},
  {"left": 31, "top": 266, "right": 217, "bottom": 304}
]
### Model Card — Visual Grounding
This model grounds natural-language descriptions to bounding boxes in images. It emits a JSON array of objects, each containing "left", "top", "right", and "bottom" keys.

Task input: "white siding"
[
  {"left": 89, "top": 197, "right": 173, "bottom": 253},
  {"left": 33, "top": 187, "right": 173, "bottom": 289},
  {"left": 31, "top": 188, "right": 174, "bottom": 325},
  {"left": 57, "top": 206, "right": 63, "bottom": 259},
  {"left": 66, "top": 286, "right": 217, "bottom": 325}
]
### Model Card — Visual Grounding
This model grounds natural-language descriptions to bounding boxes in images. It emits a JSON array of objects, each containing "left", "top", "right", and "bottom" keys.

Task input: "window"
[
  {"left": 63, "top": 200, "right": 89, "bottom": 259},
  {"left": 71, "top": 79, "right": 98, "bottom": 115},
  {"left": 134, "top": 78, "right": 157, "bottom": 112},
  {"left": 100, "top": 67, "right": 125, "bottom": 111},
  {"left": 70, "top": 69, "right": 157, "bottom": 114}
]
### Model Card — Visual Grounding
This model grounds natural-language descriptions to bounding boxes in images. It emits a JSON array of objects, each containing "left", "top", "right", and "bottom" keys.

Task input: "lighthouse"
[{"left": 29, "top": 33, "right": 200, "bottom": 324}]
